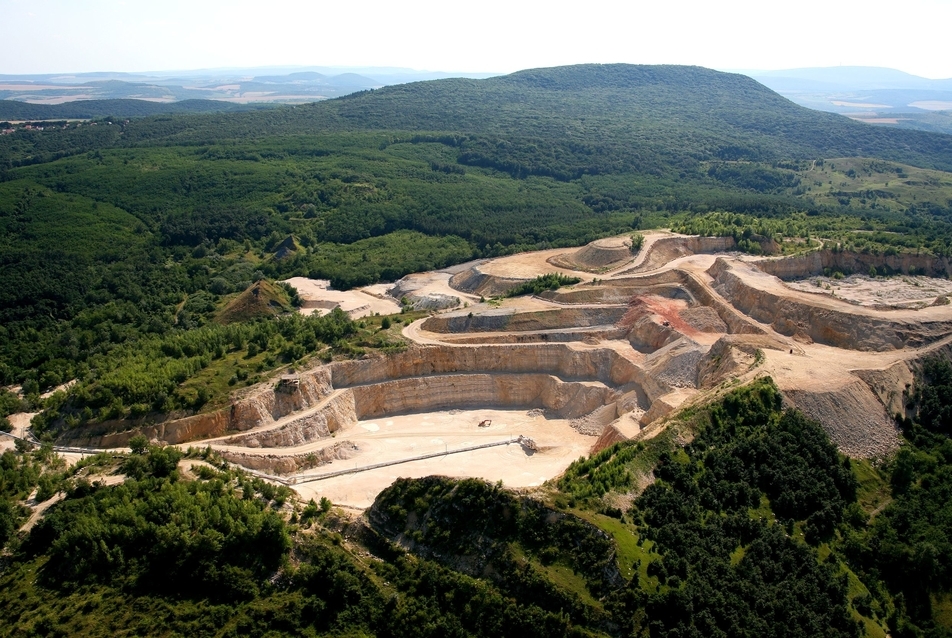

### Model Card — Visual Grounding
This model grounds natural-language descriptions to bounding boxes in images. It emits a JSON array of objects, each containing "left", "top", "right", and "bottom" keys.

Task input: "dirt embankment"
[
  {"left": 548, "top": 236, "right": 633, "bottom": 271},
  {"left": 617, "top": 235, "right": 736, "bottom": 275}
]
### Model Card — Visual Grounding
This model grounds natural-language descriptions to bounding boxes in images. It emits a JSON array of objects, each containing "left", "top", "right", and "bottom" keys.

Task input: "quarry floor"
[{"left": 292, "top": 408, "right": 590, "bottom": 509}]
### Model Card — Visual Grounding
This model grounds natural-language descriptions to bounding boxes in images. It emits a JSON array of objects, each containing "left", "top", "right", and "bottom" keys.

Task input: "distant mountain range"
[
  {"left": 0, "top": 66, "right": 500, "bottom": 109},
  {"left": 749, "top": 66, "right": 952, "bottom": 134},
  {"left": 2, "top": 64, "right": 951, "bottom": 134}
]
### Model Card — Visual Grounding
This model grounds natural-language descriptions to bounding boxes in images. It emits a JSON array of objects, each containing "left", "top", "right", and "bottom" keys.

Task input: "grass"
[
  {"left": 532, "top": 560, "right": 601, "bottom": 608},
  {"left": 174, "top": 349, "right": 271, "bottom": 412},
  {"left": 933, "top": 594, "right": 952, "bottom": 629},
  {"left": 798, "top": 158, "right": 952, "bottom": 215},
  {"left": 509, "top": 543, "right": 601, "bottom": 607},
  {"left": 844, "top": 564, "right": 888, "bottom": 638},
  {"left": 851, "top": 458, "right": 891, "bottom": 515},
  {"left": 572, "top": 511, "right": 645, "bottom": 582}
]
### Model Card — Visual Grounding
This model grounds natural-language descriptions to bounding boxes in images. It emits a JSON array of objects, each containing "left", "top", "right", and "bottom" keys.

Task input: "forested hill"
[
  {"left": 134, "top": 64, "right": 952, "bottom": 173},
  {"left": 4, "top": 64, "right": 951, "bottom": 176}
]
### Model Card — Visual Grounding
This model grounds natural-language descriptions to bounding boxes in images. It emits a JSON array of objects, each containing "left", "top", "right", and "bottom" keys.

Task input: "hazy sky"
[{"left": 3, "top": 0, "right": 952, "bottom": 78}]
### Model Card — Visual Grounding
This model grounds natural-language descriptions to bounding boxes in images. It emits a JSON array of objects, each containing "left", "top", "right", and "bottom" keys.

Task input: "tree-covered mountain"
[{"left": 5, "top": 64, "right": 952, "bottom": 173}]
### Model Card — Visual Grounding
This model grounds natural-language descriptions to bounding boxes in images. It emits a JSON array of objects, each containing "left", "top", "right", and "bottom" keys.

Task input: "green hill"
[{"left": 5, "top": 64, "right": 951, "bottom": 172}]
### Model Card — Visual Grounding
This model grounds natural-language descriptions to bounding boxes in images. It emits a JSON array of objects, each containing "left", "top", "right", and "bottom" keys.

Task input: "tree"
[{"left": 128, "top": 434, "right": 148, "bottom": 455}]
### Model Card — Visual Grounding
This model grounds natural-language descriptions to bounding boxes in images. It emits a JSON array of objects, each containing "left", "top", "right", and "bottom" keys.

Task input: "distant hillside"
[
  {"left": 750, "top": 66, "right": 952, "bottom": 134},
  {"left": 93, "top": 64, "right": 952, "bottom": 173},
  {"left": 0, "top": 66, "right": 488, "bottom": 106},
  {"left": 753, "top": 66, "right": 952, "bottom": 91},
  {"left": 0, "top": 98, "right": 263, "bottom": 120}
]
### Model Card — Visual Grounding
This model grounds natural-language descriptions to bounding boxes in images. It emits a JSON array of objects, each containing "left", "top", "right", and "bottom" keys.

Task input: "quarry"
[{"left": 50, "top": 231, "right": 952, "bottom": 508}]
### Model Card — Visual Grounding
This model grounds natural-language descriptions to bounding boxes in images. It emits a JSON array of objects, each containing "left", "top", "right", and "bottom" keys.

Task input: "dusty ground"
[
  {"left": 786, "top": 274, "right": 952, "bottom": 309},
  {"left": 281, "top": 277, "right": 401, "bottom": 318},
  {"left": 293, "top": 408, "right": 591, "bottom": 508}
]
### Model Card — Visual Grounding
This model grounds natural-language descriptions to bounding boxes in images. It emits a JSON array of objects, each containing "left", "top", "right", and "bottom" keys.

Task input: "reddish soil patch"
[{"left": 619, "top": 295, "right": 699, "bottom": 337}]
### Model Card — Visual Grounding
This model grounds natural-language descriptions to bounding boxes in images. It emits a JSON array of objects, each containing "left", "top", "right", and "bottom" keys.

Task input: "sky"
[{"left": 3, "top": 0, "right": 952, "bottom": 79}]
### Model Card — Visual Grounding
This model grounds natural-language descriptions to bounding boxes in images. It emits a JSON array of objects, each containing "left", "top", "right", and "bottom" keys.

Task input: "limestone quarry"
[{"left": 55, "top": 231, "right": 952, "bottom": 508}]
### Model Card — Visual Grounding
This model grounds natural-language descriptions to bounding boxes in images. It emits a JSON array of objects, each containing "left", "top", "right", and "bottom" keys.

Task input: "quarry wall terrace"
[{"left": 53, "top": 231, "right": 952, "bottom": 506}]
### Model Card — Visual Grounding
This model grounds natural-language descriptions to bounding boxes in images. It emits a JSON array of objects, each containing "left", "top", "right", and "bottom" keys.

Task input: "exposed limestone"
[
  {"left": 853, "top": 362, "right": 915, "bottom": 420},
  {"left": 224, "top": 389, "right": 357, "bottom": 448},
  {"left": 710, "top": 258, "right": 952, "bottom": 351},
  {"left": 59, "top": 409, "right": 232, "bottom": 449},
  {"left": 353, "top": 374, "right": 618, "bottom": 421},
  {"left": 756, "top": 249, "right": 952, "bottom": 281},
  {"left": 231, "top": 366, "right": 335, "bottom": 430},
  {"left": 590, "top": 413, "right": 644, "bottom": 455},
  {"left": 422, "top": 306, "right": 627, "bottom": 334},
  {"left": 639, "top": 390, "right": 696, "bottom": 426},
  {"left": 782, "top": 379, "right": 901, "bottom": 458}
]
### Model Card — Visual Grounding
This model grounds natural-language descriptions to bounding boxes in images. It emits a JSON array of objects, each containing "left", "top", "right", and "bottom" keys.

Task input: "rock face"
[
  {"left": 756, "top": 249, "right": 952, "bottom": 281},
  {"left": 58, "top": 409, "right": 233, "bottom": 449},
  {"left": 223, "top": 389, "right": 358, "bottom": 448},
  {"left": 354, "top": 374, "right": 618, "bottom": 421},
  {"left": 231, "top": 367, "right": 335, "bottom": 431},
  {"left": 217, "top": 441, "right": 358, "bottom": 475},
  {"left": 58, "top": 342, "right": 659, "bottom": 449},
  {"left": 710, "top": 258, "right": 952, "bottom": 351}
]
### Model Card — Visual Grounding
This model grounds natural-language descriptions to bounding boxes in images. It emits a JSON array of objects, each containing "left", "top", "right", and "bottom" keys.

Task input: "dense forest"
[{"left": 2, "top": 367, "right": 951, "bottom": 636}]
